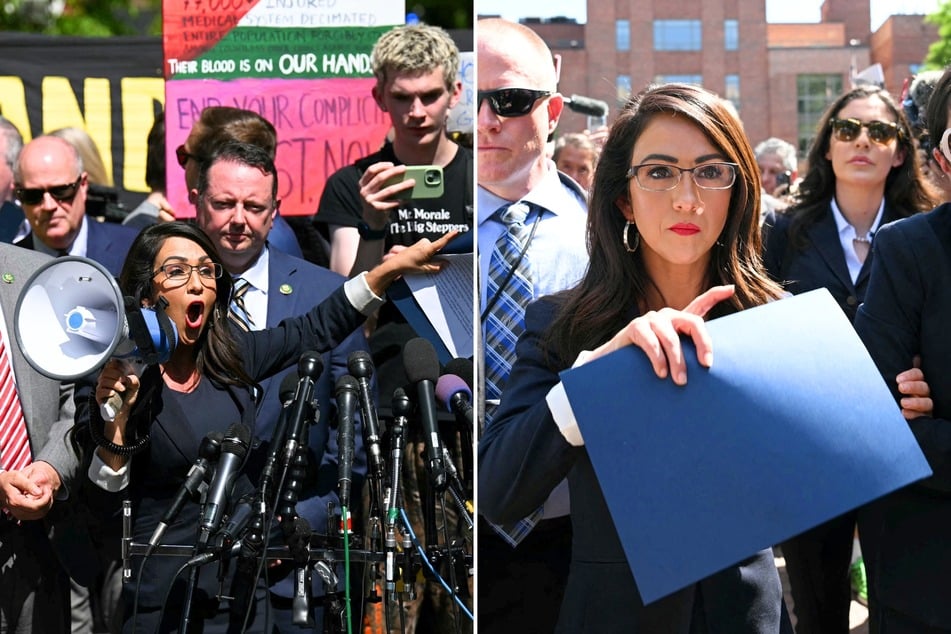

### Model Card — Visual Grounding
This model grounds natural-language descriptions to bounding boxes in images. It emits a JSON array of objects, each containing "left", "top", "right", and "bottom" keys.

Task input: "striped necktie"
[
  {"left": 483, "top": 201, "right": 544, "bottom": 546},
  {"left": 484, "top": 201, "right": 534, "bottom": 426},
  {"left": 229, "top": 277, "right": 255, "bottom": 331},
  {"left": 0, "top": 329, "right": 31, "bottom": 472}
]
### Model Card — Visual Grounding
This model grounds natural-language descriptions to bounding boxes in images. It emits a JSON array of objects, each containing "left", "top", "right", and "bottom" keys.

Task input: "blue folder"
[{"left": 560, "top": 288, "right": 932, "bottom": 604}]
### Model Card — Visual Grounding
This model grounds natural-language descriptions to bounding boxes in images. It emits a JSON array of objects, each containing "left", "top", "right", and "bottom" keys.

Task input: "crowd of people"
[{"left": 1, "top": 13, "right": 950, "bottom": 634}]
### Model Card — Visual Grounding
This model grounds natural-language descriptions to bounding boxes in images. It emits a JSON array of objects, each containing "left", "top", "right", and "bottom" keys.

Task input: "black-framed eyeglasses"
[
  {"left": 153, "top": 262, "right": 223, "bottom": 287},
  {"left": 478, "top": 88, "right": 551, "bottom": 117},
  {"left": 830, "top": 118, "right": 901, "bottom": 145},
  {"left": 15, "top": 177, "right": 82, "bottom": 206},
  {"left": 175, "top": 144, "right": 200, "bottom": 168},
  {"left": 627, "top": 162, "right": 739, "bottom": 192}
]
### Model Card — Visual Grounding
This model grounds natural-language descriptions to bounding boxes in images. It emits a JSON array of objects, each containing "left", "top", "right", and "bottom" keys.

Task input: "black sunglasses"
[
  {"left": 830, "top": 118, "right": 901, "bottom": 145},
  {"left": 15, "top": 177, "right": 82, "bottom": 206},
  {"left": 478, "top": 88, "right": 551, "bottom": 117}
]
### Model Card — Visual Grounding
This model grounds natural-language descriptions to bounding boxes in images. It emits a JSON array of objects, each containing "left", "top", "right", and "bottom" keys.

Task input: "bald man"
[
  {"left": 13, "top": 135, "right": 138, "bottom": 275},
  {"left": 476, "top": 18, "right": 589, "bottom": 632}
]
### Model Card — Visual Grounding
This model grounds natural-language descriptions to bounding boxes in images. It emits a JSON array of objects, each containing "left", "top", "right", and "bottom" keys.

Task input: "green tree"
[
  {"left": 0, "top": 0, "right": 161, "bottom": 35},
  {"left": 925, "top": 1, "right": 951, "bottom": 70}
]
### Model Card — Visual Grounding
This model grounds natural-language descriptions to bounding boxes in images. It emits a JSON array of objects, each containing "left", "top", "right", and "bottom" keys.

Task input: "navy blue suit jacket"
[
  {"left": 14, "top": 218, "right": 139, "bottom": 276},
  {"left": 479, "top": 297, "right": 786, "bottom": 633},
  {"left": 763, "top": 202, "right": 904, "bottom": 323},
  {"left": 245, "top": 247, "right": 370, "bottom": 598},
  {"left": 854, "top": 203, "right": 951, "bottom": 628}
]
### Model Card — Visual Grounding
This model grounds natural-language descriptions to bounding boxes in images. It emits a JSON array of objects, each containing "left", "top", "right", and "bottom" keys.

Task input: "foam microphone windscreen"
[
  {"left": 435, "top": 374, "right": 471, "bottom": 412},
  {"left": 402, "top": 337, "right": 440, "bottom": 384}
]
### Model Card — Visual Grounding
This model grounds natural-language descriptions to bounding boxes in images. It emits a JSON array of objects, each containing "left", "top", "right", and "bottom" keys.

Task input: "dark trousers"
[
  {"left": 0, "top": 518, "right": 70, "bottom": 634},
  {"left": 477, "top": 515, "right": 571, "bottom": 634},
  {"left": 781, "top": 511, "right": 855, "bottom": 634}
]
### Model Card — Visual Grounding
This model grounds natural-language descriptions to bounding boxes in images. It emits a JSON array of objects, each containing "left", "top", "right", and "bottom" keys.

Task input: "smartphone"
[
  {"left": 384, "top": 165, "right": 444, "bottom": 200},
  {"left": 776, "top": 171, "right": 792, "bottom": 188}
]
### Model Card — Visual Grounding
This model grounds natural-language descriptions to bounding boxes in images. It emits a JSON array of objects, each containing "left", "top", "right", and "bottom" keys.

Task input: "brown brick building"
[{"left": 482, "top": 0, "right": 938, "bottom": 158}]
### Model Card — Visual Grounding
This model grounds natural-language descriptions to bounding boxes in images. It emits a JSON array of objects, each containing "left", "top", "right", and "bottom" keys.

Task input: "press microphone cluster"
[
  {"left": 564, "top": 93, "right": 609, "bottom": 118},
  {"left": 403, "top": 338, "right": 447, "bottom": 491},
  {"left": 199, "top": 423, "right": 251, "bottom": 543}
]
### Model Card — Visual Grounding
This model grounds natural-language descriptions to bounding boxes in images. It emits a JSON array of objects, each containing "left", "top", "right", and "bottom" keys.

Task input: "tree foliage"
[
  {"left": 0, "top": 0, "right": 162, "bottom": 35},
  {"left": 925, "top": 1, "right": 951, "bottom": 70}
]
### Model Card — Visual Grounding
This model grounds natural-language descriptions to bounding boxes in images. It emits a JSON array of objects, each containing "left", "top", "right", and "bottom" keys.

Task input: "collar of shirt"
[
  {"left": 232, "top": 246, "right": 270, "bottom": 330},
  {"left": 830, "top": 197, "right": 884, "bottom": 284},
  {"left": 476, "top": 160, "right": 583, "bottom": 228},
  {"left": 31, "top": 215, "right": 89, "bottom": 258}
]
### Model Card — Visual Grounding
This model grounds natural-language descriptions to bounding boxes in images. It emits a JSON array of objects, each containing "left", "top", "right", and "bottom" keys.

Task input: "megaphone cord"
[{"left": 87, "top": 395, "right": 151, "bottom": 457}]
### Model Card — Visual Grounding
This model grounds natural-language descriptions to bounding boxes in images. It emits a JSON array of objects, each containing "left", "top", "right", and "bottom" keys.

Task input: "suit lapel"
[{"left": 810, "top": 210, "right": 855, "bottom": 292}]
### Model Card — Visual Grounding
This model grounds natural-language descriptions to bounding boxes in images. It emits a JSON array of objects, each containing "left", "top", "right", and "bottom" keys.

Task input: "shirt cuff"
[
  {"left": 88, "top": 452, "right": 130, "bottom": 492},
  {"left": 545, "top": 349, "right": 595, "bottom": 447},
  {"left": 344, "top": 272, "right": 386, "bottom": 317}
]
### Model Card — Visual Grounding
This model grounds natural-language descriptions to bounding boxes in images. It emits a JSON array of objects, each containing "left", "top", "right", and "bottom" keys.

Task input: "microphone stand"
[
  {"left": 179, "top": 486, "right": 212, "bottom": 633},
  {"left": 384, "top": 388, "right": 410, "bottom": 631}
]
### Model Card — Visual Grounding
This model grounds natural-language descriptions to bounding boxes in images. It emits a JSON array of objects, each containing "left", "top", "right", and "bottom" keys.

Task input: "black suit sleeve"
[
  {"left": 478, "top": 298, "right": 583, "bottom": 524},
  {"left": 855, "top": 216, "right": 951, "bottom": 492}
]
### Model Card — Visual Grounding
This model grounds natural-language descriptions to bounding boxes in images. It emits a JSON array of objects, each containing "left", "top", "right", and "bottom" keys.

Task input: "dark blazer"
[
  {"left": 762, "top": 202, "right": 904, "bottom": 322},
  {"left": 248, "top": 248, "right": 369, "bottom": 598},
  {"left": 15, "top": 218, "right": 139, "bottom": 276},
  {"left": 853, "top": 203, "right": 951, "bottom": 629},
  {"left": 479, "top": 297, "right": 786, "bottom": 633}
]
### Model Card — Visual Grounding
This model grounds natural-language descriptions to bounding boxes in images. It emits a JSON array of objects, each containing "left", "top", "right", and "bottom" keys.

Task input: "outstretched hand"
[{"left": 586, "top": 285, "right": 735, "bottom": 385}]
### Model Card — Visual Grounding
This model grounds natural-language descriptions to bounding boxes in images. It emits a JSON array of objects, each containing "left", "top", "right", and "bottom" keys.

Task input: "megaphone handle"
[{"left": 100, "top": 359, "right": 146, "bottom": 422}]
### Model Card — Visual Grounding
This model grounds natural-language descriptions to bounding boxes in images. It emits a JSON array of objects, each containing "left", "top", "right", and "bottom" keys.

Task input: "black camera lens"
[{"left": 425, "top": 169, "right": 441, "bottom": 186}]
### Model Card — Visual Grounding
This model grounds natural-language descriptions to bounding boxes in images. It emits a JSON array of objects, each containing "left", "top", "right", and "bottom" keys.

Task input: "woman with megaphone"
[{"left": 71, "top": 219, "right": 454, "bottom": 633}]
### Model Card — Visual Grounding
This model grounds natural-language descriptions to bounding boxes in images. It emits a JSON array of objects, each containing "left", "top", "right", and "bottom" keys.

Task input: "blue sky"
[{"left": 476, "top": 0, "right": 941, "bottom": 33}]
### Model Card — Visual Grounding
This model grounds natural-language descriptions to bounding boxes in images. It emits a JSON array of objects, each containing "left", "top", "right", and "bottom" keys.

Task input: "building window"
[
  {"left": 797, "top": 74, "right": 843, "bottom": 155},
  {"left": 654, "top": 20, "right": 702, "bottom": 51},
  {"left": 725, "top": 74, "right": 740, "bottom": 112},
  {"left": 617, "top": 74, "right": 633, "bottom": 104},
  {"left": 725, "top": 19, "right": 738, "bottom": 51},
  {"left": 655, "top": 74, "right": 703, "bottom": 87},
  {"left": 617, "top": 19, "right": 630, "bottom": 51}
]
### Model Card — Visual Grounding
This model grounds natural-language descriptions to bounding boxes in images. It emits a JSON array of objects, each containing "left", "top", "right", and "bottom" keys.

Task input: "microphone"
[
  {"left": 347, "top": 350, "right": 384, "bottom": 479},
  {"left": 148, "top": 431, "right": 223, "bottom": 553},
  {"left": 259, "top": 372, "right": 299, "bottom": 499},
  {"left": 564, "top": 94, "right": 609, "bottom": 118},
  {"left": 334, "top": 375, "right": 359, "bottom": 511},
  {"left": 402, "top": 337, "right": 446, "bottom": 491},
  {"left": 199, "top": 423, "right": 251, "bottom": 540},
  {"left": 444, "top": 358, "right": 473, "bottom": 391},
  {"left": 286, "top": 516, "right": 314, "bottom": 627},
  {"left": 435, "top": 374, "right": 473, "bottom": 432},
  {"left": 283, "top": 352, "right": 324, "bottom": 462}
]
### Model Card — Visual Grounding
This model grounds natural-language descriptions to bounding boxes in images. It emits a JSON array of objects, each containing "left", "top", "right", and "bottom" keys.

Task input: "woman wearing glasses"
[
  {"left": 851, "top": 66, "right": 951, "bottom": 633},
  {"left": 74, "top": 221, "right": 452, "bottom": 632},
  {"left": 480, "top": 82, "right": 791, "bottom": 631},
  {"left": 762, "top": 85, "right": 936, "bottom": 633}
]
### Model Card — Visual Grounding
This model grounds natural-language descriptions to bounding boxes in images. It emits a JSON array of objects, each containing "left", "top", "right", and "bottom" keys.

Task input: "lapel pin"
[
  {"left": 1, "top": 273, "right": 13, "bottom": 284},
  {"left": 279, "top": 283, "right": 293, "bottom": 295}
]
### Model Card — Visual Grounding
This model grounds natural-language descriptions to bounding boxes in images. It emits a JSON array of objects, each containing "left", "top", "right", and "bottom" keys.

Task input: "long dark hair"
[
  {"left": 548, "top": 83, "right": 783, "bottom": 366},
  {"left": 787, "top": 85, "right": 934, "bottom": 247},
  {"left": 119, "top": 221, "right": 255, "bottom": 387}
]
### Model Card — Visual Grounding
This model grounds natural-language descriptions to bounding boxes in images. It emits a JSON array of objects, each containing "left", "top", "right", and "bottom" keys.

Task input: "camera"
[{"left": 776, "top": 171, "right": 792, "bottom": 188}]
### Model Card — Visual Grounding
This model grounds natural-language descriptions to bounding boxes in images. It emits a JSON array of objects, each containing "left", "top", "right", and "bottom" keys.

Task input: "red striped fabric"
[{"left": 0, "top": 333, "right": 31, "bottom": 472}]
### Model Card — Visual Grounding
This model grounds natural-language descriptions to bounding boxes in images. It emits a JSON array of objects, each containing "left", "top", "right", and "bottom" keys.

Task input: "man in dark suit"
[
  {"left": 0, "top": 243, "right": 79, "bottom": 633},
  {"left": 12, "top": 135, "right": 138, "bottom": 275},
  {"left": 193, "top": 141, "right": 370, "bottom": 631},
  {"left": 0, "top": 116, "right": 25, "bottom": 243}
]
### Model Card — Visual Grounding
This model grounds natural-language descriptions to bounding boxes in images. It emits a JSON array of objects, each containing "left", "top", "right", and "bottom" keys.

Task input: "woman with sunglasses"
[
  {"left": 73, "top": 221, "right": 452, "bottom": 633},
  {"left": 762, "top": 85, "right": 936, "bottom": 633},
  {"left": 480, "top": 82, "right": 793, "bottom": 631},
  {"left": 851, "top": 66, "right": 951, "bottom": 633}
]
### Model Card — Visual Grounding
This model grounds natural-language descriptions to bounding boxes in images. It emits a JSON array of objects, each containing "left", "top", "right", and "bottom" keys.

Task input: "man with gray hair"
[
  {"left": 755, "top": 136, "right": 798, "bottom": 198},
  {"left": 0, "top": 116, "right": 24, "bottom": 242}
]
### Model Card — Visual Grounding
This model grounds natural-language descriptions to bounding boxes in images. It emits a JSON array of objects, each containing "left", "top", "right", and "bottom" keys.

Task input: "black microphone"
[
  {"left": 347, "top": 350, "right": 384, "bottom": 479},
  {"left": 435, "top": 374, "right": 473, "bottom": 432},
  {"left": 334, "top": 375, "right": 359, "bottom": 511},
  {"left": 565, "top": 93, "right": 609, "bottom": 118},
  {"left": 286, "top": 516, "right": 314, "bottom": 627},
  {"left": 199, "top": 423, "right": 251, "bottom": 540},
  {"left": 402, "top": 337, "right": 446, "bottom": 491},
  {"left": 283, "top": 352, "right": 324, "bottom": 462},
  {"left": 259, "top": 372, "right": 299, "bottom": 499},
  {"left": 148, "top": 431, "right": 223, "bottom": 553},
  {"left": 444, "top": 358, "right": 474, "bottom": 392}
]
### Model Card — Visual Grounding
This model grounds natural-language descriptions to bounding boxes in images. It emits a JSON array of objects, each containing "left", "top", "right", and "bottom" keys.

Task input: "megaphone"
[{"left": 14, "top": 256, "right": 177, "bottom": 420}]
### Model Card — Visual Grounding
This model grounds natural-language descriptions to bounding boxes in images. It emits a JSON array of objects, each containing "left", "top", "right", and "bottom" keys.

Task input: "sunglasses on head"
[
  {"left": 478, "top": 88, "right": 551, "bottom": 117},
  {"left": 830, "top": 118, "right": 901, "bottom": 145},
  {"left": 175, "top": 144, "right": 199, "bottom": 168},
  {"left": 15, "top": 177, "right": 82, "bottom": 206}
]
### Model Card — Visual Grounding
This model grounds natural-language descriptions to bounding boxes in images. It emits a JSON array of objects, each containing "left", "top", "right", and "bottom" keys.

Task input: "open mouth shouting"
[{"left": 186, "top": 301, "right": 206, "bottom": 330}]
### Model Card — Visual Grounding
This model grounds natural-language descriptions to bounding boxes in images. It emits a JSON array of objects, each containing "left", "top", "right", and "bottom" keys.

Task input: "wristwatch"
[{"left": 357, "top": 221, "right": 389, "bottom": 240}]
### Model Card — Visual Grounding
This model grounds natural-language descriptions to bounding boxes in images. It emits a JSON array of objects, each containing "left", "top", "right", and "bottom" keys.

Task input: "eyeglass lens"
[
  {"left": 16, "top": 179, "right": 81, "bottom": 205},
  {"left": 478, "top": 88, "right": 548, "bottom": 117},
  {"left": 631, "top": 163, "right": 737, "bottom": 191},
  {"left": 832, "top": 119, "right": 898, "bottom": 144}
]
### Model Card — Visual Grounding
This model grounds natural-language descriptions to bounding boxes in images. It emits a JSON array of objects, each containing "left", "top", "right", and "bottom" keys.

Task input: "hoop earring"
[{"left": 623, "top": 221, "right": 640, "bottom": 253}]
